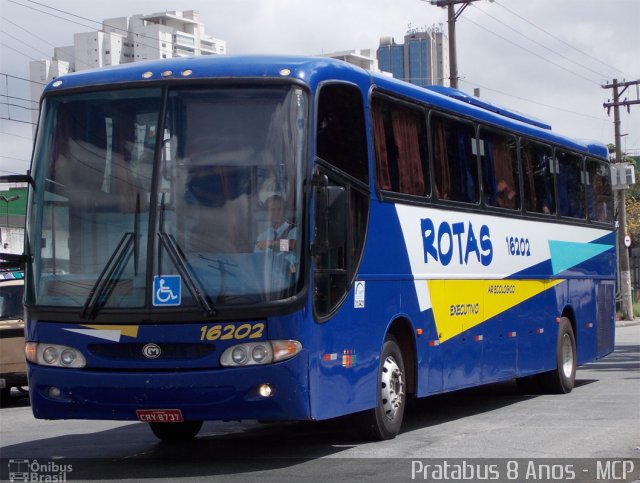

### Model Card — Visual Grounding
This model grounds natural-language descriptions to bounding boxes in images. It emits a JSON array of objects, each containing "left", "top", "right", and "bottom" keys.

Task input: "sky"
[{"left": 1, "top": 0, "right": 639, "bottom": 177}]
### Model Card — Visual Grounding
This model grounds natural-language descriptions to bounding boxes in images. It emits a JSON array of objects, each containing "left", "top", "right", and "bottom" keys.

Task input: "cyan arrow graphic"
[{"left": 548, "top": 240, "right": 613, "bottom": 275}]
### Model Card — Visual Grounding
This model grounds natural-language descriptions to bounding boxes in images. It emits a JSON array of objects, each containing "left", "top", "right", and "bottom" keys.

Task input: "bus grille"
[{"left": 88, "top": 343, "right": 215, "bottom": 361}]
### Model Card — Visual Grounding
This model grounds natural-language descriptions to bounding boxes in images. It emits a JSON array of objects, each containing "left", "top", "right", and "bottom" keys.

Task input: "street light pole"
[{"left": 426, "top": 0, "right": 486, "bottom": 89}]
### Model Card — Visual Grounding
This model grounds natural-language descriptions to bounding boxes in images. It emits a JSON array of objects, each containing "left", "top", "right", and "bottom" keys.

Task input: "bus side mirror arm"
[
  {"left": 0, "top": 173, "right": 35, "bottom": 188},
  {"left": 311, "top": 173, "right": 329, "bottom": 256},
  {"left": 0, "top": 253, "right": 30, "bottom": 271}
]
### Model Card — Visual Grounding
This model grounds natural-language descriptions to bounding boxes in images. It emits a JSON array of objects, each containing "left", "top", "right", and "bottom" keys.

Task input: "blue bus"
[{"left": 2, "top": 55, "right": 615, "bottom": 441}]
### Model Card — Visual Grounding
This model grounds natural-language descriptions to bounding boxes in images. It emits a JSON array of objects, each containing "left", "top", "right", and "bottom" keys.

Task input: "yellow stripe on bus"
[{"left": 427, "top": 279, "right": 564, "bottom": 343}]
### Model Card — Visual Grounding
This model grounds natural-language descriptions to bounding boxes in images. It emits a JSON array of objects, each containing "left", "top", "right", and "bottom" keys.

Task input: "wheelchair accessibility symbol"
[{"left": 153, "top": 275, "right": 181, "bottom": 306}]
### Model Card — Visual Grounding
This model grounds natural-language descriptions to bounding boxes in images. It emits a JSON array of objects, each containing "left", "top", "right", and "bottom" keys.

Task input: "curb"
[{"left": 616, "top": 319, "right": 640, "bottom": 327}]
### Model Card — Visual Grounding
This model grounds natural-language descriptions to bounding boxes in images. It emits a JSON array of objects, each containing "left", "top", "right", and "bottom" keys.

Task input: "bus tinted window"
[
  {"left": 431, "top": 113, "right": 477, "bottom": 203},
  {"left": 316, "top": 84, "right": 369, "bottom": 183},
  {"left": 557, "top": 150, "right": 585, "bottom": 219},
  {"left": 522, "top": 140, "right": 555, "bottom": 214},
  {"left": 479, "top": 127, "right": 519, "bottom": 210},
  {"left": 371, "top": 96, "right": 429, "bottom": 197},
  {"left": 586, "top": 158, "right": 613, "bottom": 223}
]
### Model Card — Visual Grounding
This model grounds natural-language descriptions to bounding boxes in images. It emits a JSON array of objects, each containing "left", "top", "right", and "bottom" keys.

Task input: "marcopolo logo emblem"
[{"left": 142, "top": 343, "right": 161, "bottom": 359}]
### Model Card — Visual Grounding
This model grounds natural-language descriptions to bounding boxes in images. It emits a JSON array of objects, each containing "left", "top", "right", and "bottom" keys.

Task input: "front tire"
[
  {"left": 149, "top": 421, "right": 203, "bottom": 443},
  {"left": 359, "top": 335, "right": 406, "bottom": 440},
  {"left": 540, "top": 317, "right": 577, "bottom": 394}
]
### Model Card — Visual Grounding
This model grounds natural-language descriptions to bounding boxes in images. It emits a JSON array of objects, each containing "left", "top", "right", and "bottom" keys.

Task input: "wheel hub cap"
[
  {"left": 380, "top": 356, "right": 404, "bottom": 421},
  {"left": 561, "top": 333, "right": 574, "bottom": 378}
]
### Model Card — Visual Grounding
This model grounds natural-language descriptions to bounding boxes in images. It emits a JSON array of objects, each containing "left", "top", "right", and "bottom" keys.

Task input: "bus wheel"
[
  {"left": 515, "top": 374, "right": 541, "bottom": 395},
  {"left": 0, "top": 387, "right": 11, "bottom": 407},
  {"left": 359, "top": 335, "right": 406, "bottom": 440},
  {"left": 149, "top": 421, "right": 203, "bottom": 443},
  {"left": 540, "top": 317, "right": 577, "bottom": 394}
]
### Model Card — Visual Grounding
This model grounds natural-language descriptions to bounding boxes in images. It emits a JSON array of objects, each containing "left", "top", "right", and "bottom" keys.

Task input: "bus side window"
[
  {"left": 480, "top": 127, "right": 519, "bottom": 210},
  {"left": 431, "top": 113, "right": 477, "bottom": 203},
  {"left": 586, "top": 158, "right": 613, "bottom": 223},
  {"left": 316, "top": 85, "right": 369, "bottom": 184},
  {"left": 371, "top": 96, "right": 430, "bottom": 197},
  {"left": 314, "top": 83, "right": 370, "bottom": 319},
  {"left": 522, "top": 140, "right": 555, "bottom": 215},
  {"left": 557, "top": 150, "right": 586, "bottom": 219}
]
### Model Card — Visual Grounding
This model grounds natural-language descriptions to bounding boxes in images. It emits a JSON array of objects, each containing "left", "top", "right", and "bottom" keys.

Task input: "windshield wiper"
[
  {"left": 81, "top": 232, "right": 134, "bottom": 319},
  {"left": 158, "top": 233, "right": 216, "bottom": 316},
  {"left": 157, "top": 194, "right": 215, "bottom": 316},
  {"left": 81, "top": 194, "right": 143, "bottom": 320}
]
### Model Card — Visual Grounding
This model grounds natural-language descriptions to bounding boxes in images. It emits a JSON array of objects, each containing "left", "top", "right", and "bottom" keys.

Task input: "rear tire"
[
  {"left": 515, "top": 374, "right": 541, "bottom": 395},
  {"left": 358, "top": 335, "right": 406, "bottom": 440},
  {"left": 539, "top": 317, "right": 576, "bottom": 394},
  {"left": 0, "top": 387, "right": 11, "bottom": 407},
  {"left": 149, "top": 421, "right": 203, "bottom": 442}
]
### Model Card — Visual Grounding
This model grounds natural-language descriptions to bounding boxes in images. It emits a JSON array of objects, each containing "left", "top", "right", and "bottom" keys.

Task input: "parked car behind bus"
[{"left": 0, "top": 271, "right": 26, "bottom": 405}]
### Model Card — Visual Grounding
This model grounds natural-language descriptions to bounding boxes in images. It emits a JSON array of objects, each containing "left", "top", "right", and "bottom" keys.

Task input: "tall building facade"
[
  {"left": 377, "top": 26, "right": 449, "bottom": 87},
  {"left": 29, "top": 10, "right": 226, "bottom": 123}
]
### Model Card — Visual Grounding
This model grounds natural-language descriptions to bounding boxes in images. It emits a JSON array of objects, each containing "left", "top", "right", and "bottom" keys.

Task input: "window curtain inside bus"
[
  {"left": 433, "top": 122, "right": 450, "bottom": 199},
  {"left": 482, "top": 133, "right": 518, "bottom": 209},
  {"left": 557, "top": 151, "right": 585, "bottom": 219},
  {"left": 454, "top": 128, "right": 475, "bottom": 203},
  {"left": 586, "top": 159, "right": 613, "bottom": 223},
  {"left": 372, "top": 103, "right": 392, "bottom": 190},
  {"left": 523, "top": 142, "right": 555, "bottom": 214},
  {"left": 493, "top": 140, "right": 517, "bottom": 209},
  {"left": 432, "top": 115, "right": 476, "bottom": 203},
  {"left": 391, "top": 109, "right": 425, "bottom": 196}
]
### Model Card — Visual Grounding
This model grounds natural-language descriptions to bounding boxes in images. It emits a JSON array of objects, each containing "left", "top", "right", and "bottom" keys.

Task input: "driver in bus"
[{"left": 255, "top": 194, "right": 297, "bottom": 255}]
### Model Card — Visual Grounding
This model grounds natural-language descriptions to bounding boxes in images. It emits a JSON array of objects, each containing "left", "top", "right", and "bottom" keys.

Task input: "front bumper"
[{"left": 28, "top": 353, "right": 310, "bottom": 421}]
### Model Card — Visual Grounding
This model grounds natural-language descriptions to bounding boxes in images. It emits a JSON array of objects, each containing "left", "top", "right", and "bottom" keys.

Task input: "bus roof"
[{"left": 43, "top": 55, "right": 609, "bottom": 160}]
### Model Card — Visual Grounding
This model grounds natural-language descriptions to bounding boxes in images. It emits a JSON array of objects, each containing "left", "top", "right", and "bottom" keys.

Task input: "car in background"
[{"left": 0, "top": 271, "right": 26, "bottom": 405}]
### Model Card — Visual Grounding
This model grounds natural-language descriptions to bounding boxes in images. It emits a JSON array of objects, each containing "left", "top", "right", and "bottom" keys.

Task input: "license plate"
[{"left": 136, "top": 409, "right": 184, "bottom": 423}]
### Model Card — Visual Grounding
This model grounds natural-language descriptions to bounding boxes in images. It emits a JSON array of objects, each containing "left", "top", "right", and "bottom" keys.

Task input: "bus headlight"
[
  {"left": 220, "top": 340, "right": 301, "bottom": 367},
  {"left": 26, "top": 342, "right": 86, "bottom": 368}
]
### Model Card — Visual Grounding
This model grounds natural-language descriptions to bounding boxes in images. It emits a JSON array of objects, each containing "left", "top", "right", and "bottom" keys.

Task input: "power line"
[
  {"left": 493, "top": 0, "right": 633, "bottom": 80},
  {"left": 0, "top": 40, "right": 40, "bottom": 61},
  {"left": 0, "top": 94, "right": 38, "bottom": 105},
  {"left": 459, "top": 79, "right": 609, "bottom": 121},
  {"left": 471, "top": 3, "right": 608, "bottom": 80},
  {"left": 0, "top": 101, "right": 38, "bottom": 111},
  {"left": 0, "top": 116, "right": 36, "bottom": 125},
  {"left": 1, "top": 29, "right": 52, "bottom": 60},
  {"left": 0, "top": 72, "right": 46, "bottom": 86},
  {"left": 0, "top": 130, "right": 33, "bottom": 140},
  {"left": 0, "top": 15, "right": 94, "bottom": 70},
  {"left": 8, "top": 0, "right": 100, "bottom": 33},
  {"left": 0, "top": 155, "right": 30, "bottom": 164},
  {"left": 11, "top": 0, "right": 169, "bottom": 56},
  {"left": 0, "top": 15, "right": 58, "bottom": 49},
  {"left": 460, "top": 16, "right": 601, "bottom": 86}
]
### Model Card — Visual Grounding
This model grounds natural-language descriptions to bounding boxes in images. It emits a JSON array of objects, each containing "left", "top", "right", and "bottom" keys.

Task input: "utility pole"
[
  {"left": 427, "top": 0, "right": 485, "bottom": 89},
  {"left": 602, "top": 78, "right": 640, "bottom": 320}
]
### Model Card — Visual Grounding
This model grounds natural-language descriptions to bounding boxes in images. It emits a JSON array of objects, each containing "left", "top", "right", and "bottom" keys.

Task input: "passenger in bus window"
[{"left": 496, "top": 179, "right": 517, "bottom": 208}]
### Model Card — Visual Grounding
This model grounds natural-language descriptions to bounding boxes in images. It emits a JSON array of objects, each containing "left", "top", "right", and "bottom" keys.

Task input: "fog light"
[
  {"left": 231, "top": 346, "right": 247, "bottom": 365},
  {"left": 43, "top": 346, "right": 59, "bottom": 365},
  {"left": 48, "top": 387, "right": 61, "bottom": 398},
  {"left": 258, "top": 384, "right": 273, "bottom": 397}
]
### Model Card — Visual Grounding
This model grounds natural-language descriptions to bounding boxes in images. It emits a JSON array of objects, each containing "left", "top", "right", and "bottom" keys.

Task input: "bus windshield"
[{"left": 29, "top": 85, "right": 307, "bottom": 312}]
